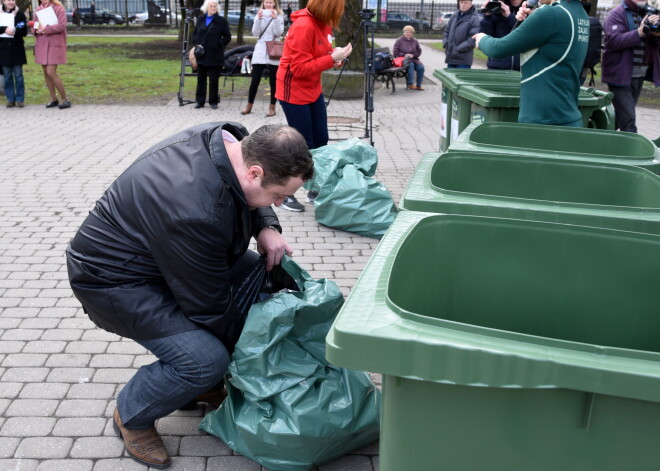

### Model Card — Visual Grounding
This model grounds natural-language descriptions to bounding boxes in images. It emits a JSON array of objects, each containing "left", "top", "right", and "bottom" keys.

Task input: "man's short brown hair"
[{"left": 241, "top": 125, "right": 314, "bottom": 187}]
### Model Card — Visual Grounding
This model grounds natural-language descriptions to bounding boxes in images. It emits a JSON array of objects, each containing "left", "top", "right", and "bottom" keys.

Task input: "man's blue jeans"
[
  {"left": 117, "top": 328, "right": 231, "bottom": 430},
  {"left": 406, "top": 62, "right": 425, "bottom": 87},
  {"left": 2, "top": 65, "right": 25, "bottom": 103}
]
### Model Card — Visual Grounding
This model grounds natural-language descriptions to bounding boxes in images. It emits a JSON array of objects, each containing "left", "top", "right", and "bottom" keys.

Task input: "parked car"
[
  {"left": 226, "top": 10, "right": 254, "bottom": 27},
  {"left": 65, "top": 9, "right": 75, "bottom": 23},
  {"left": 132, "top": 8, "right": 181, "bottom": 24},
  {"left": 385, "top": 12, "right": 430, "bottom": 32},
  {"left": 73, "top": 7, "right": 126, "bottom": 25},
  {"left": 433, "top": 12, "right": 453, "bottom": 31}
]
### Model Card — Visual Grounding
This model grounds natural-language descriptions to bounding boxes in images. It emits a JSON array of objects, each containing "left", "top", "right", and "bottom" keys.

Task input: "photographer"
[
  {"left": 479, "top": 0, "right": 523, "bottom": 70},
  {"left": 602, "top": 0, "right": 660, "bottom": 133}
]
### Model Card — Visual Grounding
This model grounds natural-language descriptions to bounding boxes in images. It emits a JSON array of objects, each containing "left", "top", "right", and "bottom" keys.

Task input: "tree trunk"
[
  {"left": 237, "top": 0, "right": 247, "bottom": 44},
  {"left": 336, "top": 0, "right": 365, "bottom": 72}
]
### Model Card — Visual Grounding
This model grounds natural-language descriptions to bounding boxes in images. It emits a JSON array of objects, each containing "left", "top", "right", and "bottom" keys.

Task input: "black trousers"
[
  {"left": 247, "top": 64, "right": 278, "bottom": 105},
  {"left": 608, "top": 77, "right": 644, "bottom": 133},
  {"left": 196, "top": 64, "right": 221, "bottom": 106}
]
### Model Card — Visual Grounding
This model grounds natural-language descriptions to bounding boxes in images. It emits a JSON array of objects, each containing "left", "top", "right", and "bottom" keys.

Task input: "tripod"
[
  {"left": 177, "top": 9, "right": 196, "bottom": 106},
  {"left": 326, "top": 11, "right": 376, "bottom": 147}
]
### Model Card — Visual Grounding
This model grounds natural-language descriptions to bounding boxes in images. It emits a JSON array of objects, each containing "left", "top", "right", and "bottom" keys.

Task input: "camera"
[
  {"left": 481, "top": 1, "right": 502, "bottom": 14},
  {"left": 358, "top": 9, "right": 374, "bottom": 21},
  {"left": 640, "top": 3, "right": 659, "bottom": 32}
]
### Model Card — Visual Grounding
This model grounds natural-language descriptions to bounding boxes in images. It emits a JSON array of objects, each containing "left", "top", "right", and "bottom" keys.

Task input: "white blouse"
[{"left": 251, "top": 12, "right": 284, "bottom": 65}]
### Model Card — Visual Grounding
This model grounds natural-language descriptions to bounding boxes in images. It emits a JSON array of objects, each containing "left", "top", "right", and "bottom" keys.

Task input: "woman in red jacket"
[
  {"left": 33, "top": 0, "right": 70, "bottom": 109},
  {"left": 275, "top": 0, "right": 352, "bottom": 211}
]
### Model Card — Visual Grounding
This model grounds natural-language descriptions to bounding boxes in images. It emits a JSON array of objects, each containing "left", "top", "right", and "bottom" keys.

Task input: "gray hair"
[{"left": 200, "top": 0, "right": 219, "bottom": 13}]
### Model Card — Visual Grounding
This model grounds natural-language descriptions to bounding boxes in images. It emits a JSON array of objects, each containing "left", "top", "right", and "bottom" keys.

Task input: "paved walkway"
[{"left": 1, "top": 40, "right": 659, "bottom": 471}]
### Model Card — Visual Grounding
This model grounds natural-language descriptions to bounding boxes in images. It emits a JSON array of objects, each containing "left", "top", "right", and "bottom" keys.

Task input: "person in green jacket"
[{"left": 474, "top": 0, "right": 589, "bottom": 126}]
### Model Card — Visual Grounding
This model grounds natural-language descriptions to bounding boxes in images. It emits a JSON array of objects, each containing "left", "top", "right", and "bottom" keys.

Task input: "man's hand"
[
  {"left": 256, "top": 227, "right": 292, "bottom": 271},
  {"left": 500, "top": 2, "right": 511, "bottom": 17},
  {"left": 516, "top": 1, "right": 532, "bottom": 22},
  {"left": 473, "top": 32, "right": 488, "bottom": 49}
]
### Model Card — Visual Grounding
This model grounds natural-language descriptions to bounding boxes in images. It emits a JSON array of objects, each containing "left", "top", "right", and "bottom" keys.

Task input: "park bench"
[{"left": 372, "top": 46, "right": 408, "bottom": 94}]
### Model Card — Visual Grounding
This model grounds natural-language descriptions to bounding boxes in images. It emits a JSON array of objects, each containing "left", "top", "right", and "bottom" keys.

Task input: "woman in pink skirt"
[{"left": 33, "top": 0, "right": 70, "bottom": 108}]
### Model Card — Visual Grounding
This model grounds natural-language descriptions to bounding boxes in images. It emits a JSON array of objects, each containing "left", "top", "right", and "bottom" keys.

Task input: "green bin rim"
[
  {"left": 326, "top": 211, "right": 660, "bottom": 403},
  {"left": 401, "top": 151, "right": 660, "bottom": 215}
]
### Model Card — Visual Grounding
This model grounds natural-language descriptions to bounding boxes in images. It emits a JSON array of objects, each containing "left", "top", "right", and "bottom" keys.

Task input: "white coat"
[{"left": 251, "top": 12, "right": 284, "bottom": 66}]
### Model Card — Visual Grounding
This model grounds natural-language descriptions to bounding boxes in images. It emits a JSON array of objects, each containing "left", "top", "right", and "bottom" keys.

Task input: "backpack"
[
  {"left": 223, "top": 45, "right": 254, "bottom": 74},
  {"left": 582, "top": 16, "right": 603, "bottom": 87},
  {"left": 374, "top": 52, "right": 393, "bottom": 72}
]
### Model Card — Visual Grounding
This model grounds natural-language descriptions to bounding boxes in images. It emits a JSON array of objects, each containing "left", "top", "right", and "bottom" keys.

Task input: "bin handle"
[{"left": 583, "top": 392, "right": 596, "bottom": 430}]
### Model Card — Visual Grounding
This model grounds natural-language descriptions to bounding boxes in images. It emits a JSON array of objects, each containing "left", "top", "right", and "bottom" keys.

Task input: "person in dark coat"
[
  {"left": 66, "top": 122, "right": 314, "bottom": 469},
  {"left": 443, "top": 0, "right": 481, "bottom": 68},
  {"left": 0, "top": 0, "right": 28, "bottom": 107},
  {"left": 478, "top": 0, "right": 522, "bottom": 70},
  {"left": 192, "top": 0, "right": 231, "bottom": 109}
]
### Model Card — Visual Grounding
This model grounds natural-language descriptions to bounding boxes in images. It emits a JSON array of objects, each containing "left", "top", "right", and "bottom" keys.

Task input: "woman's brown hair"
[{"left": 306, "top": 0, "right": 345, "bottom": 29}]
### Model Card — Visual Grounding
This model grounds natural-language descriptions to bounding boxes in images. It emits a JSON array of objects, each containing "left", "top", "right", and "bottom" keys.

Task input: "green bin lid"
[{"left": 434, "top": 68, "right": 521, "bottom": 92}]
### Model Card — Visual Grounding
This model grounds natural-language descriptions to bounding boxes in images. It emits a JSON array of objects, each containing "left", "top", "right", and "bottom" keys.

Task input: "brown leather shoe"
[
  {"left": 179, "top": 387, "right": 228, "bottom": 410},
  {"left": 113, "top": 408, "right": 171, "bottom": 469}
]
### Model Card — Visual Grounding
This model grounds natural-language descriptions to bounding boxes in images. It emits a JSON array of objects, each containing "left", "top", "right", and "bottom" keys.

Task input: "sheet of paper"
[
  {"left": 36, "top": 6, "right": 59, "bottom": 26},
  {"left": 0, "top": 12, "right": 13, "bottom": 38}
]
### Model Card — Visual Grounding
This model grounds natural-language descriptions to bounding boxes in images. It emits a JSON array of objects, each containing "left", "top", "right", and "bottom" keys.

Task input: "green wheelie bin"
[
  {"left": 453, "top": 84, "right": 614, "bottom": 137},
  {"left": 398, "top": 151, "right": 660, "bottom": 235},
  {"left": 327, "top": 210, "right": 660, "bottom": 471},
  {"left": 449, "top": 121, "right": 660, "bottom": 174},
  {"left": 433, "top": 68, "right": 520, "bottom": 151}
]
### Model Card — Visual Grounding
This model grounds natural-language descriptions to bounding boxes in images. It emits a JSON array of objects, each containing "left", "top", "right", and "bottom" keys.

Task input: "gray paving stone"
[
  {"left": 70, "top": 437, "right": 124, "bottom": 458},
  {"left": 2, "top": 354, "right": 48, "bottom": 367},
  {"left": 41, "top": 329, "right": 84, "bottom": 341},
  {"left": 19, "top": 383, "right": 70, "bottom": 399},
  {"left": 132, "top": 355, "right": 155, "bottom": 368},
  {"left": 1, "top": 329, "right": 43, "bottom": 341},
  {"left": 56, "top": 399, "right": 107, "bottom": 417},
  {"left": 0, "top": 417, "right": 57, "bottom": 437},
  {"left": 0, "top": 318, "right": 21, "bottom": 329},
  {"left": 81, "top": 330, "right": 122, "bottom": 342},
  {"left": 5, "top": 399, "right": 59, "bottom": 417},
  {"left": 207, "top": 455, "right": 261, "bottom": 471},
  {"left": 0, "top": 459, "right": 39, "bottom": 471},
  {"left": 36, "top": 459, "right": 94, "bottom": 471},
  {"left": 157, "top": 416, "right": 206, "bottom": 436},
  {"left": 67, "top": 383, "right": 117, "bottom": 400},
  {"left": 0, "top": 398, "right": 8, "bottom": 415},
  {"left": 89, "top": 355, "right": 135, "bottom": 368},
  {"left": 106, "top": 342, "right": 148, "bottom": 355},
  {"left": 46, "top": 368, "right": 95, "bottom": 383},
  {"left": 319, "top": 455, "right": 374, "bottom": 471},
  {"left": 0, "top": 341, "right": 25, "bottom": 354},
  {"left": 2, "top": 367, "right": 50, "bottom": 383},
  {"left": 179, "top": 435, "right": 233, "bottom": 456},
  {"left": 0, "top": 308, "right": 39, "bottom": 319},
  {"left": 58, "top": 318, "right": 96, "bottom": 329},
  {"left": 19, "top": 318, "right": 60, "bottom": 329},
  {"left": 0, "top": 437, "right": 20, "bottom": 458},
  {"left": 52, "top": 417, "right": 107, "bottom": 437},
  {"left": 45, "top": 354, "right": 91, "bottom": 368},
  {"left": 15, "top": 437, "right": 73, "bottom": 459},
  {"left": 65, "top": 341, "right": 109, "bottom": 354},
  {"left": 162, "top": 457, "right": 207, "bottom": 471},
  {"left": 92, "top": 458, "right": 149, "bottom": 471},
  {"left": 92, "top": 369, "right": 137, "bottom": 384},
  {"left": 0, "top": 382, "right": 23, "bottom": 398}
]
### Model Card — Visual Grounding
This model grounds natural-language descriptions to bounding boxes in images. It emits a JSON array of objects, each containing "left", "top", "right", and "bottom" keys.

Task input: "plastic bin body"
[
  {"left": 454, "top": 84, "right": 614, "bottom": 138},
  {"left": 434, "top": 68, "right": 520, "bottom": 151},
  {"left": 398, "top": 151, "right": 660, "bottom": 234},
  {"left": 449, "top": 121, "right": 660, "bottom": 173},
  {"left": 326, "top": 211, "right": 660, "bottom": 471}
]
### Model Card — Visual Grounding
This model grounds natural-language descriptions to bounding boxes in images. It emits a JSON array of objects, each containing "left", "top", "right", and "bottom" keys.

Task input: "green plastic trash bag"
[
  {"left": 314, "top": 164, "right": 397, "bottom": 239},
  {"left": 199, "top": 256, "right": 381, "bottom": 471},
  {"left": 304, "top": 138, "right": 378, "bottom": 193}
]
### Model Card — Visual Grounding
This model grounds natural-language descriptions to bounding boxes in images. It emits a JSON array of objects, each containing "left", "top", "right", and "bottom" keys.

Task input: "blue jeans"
[
  {"left": 116, "top": 249, "right": 262, "bottom": 430},
  {"left": 447, "top": 64, "right": 471, "bottom": 69},
  {"left": 279, "top": 93, "right": 328, "bottom": 150},
  {"left": 117, "top": 328, "right": 230, "bottom": 430},
  {"left": 406, "top": 62, "right": 425, "bottom": 87},
  {"left": 2, "top": 65, "right": 25, "bottom": 103}
]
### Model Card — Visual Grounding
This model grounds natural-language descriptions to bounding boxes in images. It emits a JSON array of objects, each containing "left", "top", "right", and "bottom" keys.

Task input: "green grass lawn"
[{"left": 21, "top": 36, "right": 251, "bottom": 105}]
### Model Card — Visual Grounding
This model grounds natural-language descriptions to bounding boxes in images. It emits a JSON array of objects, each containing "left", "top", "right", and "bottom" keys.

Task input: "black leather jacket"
[{"left": 66, "top": 122, "right": 280, "bottom": 346}]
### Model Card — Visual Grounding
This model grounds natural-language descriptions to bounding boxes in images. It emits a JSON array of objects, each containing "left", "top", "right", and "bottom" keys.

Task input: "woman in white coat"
[{"left": 241, "top": 0, "right": 284, "bottom": 117}]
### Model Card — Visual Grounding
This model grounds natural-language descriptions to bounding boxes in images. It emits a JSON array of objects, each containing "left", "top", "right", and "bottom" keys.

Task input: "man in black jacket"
[{"left": 66, "top": 122, "right": 313, "bottom": 469}]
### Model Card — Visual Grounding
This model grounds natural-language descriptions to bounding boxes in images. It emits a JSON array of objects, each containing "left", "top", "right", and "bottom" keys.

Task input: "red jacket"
[{"left": 275, "top": 8, "right": 335, "bottom": 105}]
